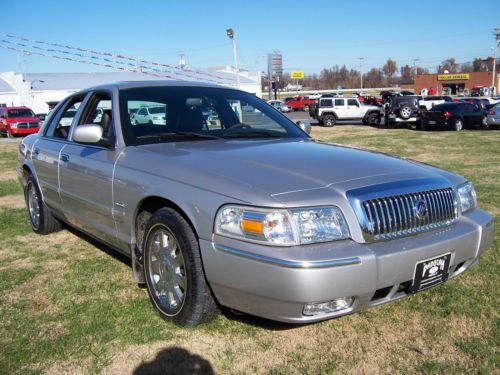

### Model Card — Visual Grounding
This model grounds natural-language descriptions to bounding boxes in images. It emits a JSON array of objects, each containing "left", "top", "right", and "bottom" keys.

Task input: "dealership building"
[
  {"left": 0, "top": 68, "right": 262, "bottom": 114},
  {"left": 414, "top": 72, "right": 499, "bottom": 95}
]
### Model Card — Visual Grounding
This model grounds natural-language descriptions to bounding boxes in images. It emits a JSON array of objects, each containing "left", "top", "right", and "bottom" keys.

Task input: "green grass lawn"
[{"left": 0, "top": 127, "right": 498, "bottom": 374}]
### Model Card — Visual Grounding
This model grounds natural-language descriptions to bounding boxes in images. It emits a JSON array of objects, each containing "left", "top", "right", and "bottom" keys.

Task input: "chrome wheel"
[
  {"left": 146, "top": 226, "right": 186, "bottom": 315},
  {"left": 27, "top": 182, "right": 40, "bottom": 230}
]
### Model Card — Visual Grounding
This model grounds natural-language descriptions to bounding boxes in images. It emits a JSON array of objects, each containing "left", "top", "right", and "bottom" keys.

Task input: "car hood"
[
  {"left": 136, "top": 139, "right": 455, "bottom": 198},
  {"left": 7, "top": 116, "right": 40, "bottom": 123}
]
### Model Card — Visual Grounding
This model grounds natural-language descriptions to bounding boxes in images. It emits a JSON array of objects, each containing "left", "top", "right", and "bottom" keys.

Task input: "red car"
[
  {"left": 0, "top": 106, "right": 42, "bottom": 137},
  {"left": 284, "top": 96, "right": 316, "bottom": 111}
]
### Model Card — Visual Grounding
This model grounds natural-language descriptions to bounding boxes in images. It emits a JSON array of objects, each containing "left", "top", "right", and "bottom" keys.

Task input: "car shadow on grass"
[{"left": 133, "top": 347, "right": 214, "bottom": 375}]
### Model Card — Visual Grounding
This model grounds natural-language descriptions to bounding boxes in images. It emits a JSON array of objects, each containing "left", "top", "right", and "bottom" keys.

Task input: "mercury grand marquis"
[{"left": 17, "top": 81, "right": 494, "bottom": 326}]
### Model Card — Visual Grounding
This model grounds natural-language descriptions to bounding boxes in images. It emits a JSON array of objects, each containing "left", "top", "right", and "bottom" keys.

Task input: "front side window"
[
  {"left": 320, "top": 99, "right": 333, "bottom": 107},
  {"left": 334, "top": 99, "right": 344, "bottom": 106},
  {"left": 119, "top": 86, "right": 308, "bottom": 145},
  {"left": 44, "top": 98, "right": 83, "bottom": 139}
]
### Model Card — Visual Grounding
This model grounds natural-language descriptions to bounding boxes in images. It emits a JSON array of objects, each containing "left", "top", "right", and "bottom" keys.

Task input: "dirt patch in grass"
[
  {"left": 0, "top": 194, "right": 24, "bottom": 209},
  {"left": 0, "top": 170, "right": 18, "bottom": 182}
]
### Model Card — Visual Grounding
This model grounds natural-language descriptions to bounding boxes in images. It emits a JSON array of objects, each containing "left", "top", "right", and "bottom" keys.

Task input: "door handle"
[{"left": 60, "top": 153, "right": 70, "bottom": 162}]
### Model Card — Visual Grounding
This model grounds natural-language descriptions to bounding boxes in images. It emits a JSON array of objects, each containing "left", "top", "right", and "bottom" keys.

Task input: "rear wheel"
[
  {"left": 25, "top": 175, "right": 61, "bottom": 234},
  {"left": 366, "top": 112, "right": 380, "bottom": 126},
  {"left": 322, "top": 114, "right": 336, "bottom": 127},
  {"left": 143, "top": 208, "right": 219, "bottom": 326},
  {"left": 454, "top": 118, "right": 463, "bottom": 131}
]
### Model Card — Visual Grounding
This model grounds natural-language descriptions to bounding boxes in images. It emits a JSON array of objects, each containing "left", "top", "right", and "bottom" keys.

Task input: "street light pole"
[
  {"left": 358, "top": 57, "right": 364, "bottom": 89},
  {"left": 412, "top": 58, "right": 420, "bottom": 78},
  {"left": 491, "top": 28, "right": 500, "bottom": 94},
  {"left": 226, "top": 28, "right": 240, "bottom": 89}
]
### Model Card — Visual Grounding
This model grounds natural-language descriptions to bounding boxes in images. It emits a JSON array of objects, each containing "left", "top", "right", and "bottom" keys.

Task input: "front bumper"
[
  {"left": 9, "top": 127, "right": 41, "bottom": 136},
  {"left": 201, "top": 208, "right": 494, "bottom": 323}
]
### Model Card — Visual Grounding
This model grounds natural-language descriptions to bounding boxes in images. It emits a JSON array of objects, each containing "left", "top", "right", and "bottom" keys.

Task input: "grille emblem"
[{"left": 414, "top": 199, "right": 428, "bottom": 220}]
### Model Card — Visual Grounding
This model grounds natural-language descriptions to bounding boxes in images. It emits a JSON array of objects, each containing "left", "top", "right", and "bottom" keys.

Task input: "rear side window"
[
  {"left": 347, "top": 99, "right": 357, "bottom": 106},
  {"left": 320, "top": 99, "right": 333, "bottom": 107}
]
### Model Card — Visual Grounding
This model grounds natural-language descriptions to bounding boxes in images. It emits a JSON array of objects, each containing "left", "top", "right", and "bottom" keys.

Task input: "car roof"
[
  {"left": 4, "top": 106, "right": 31, "bottom": 110},
  {"left": 78, "top": 80, "right": 229, "bottom": 93}
]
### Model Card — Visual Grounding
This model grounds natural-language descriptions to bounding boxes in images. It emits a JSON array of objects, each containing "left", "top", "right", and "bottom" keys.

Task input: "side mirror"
[
  {"left": 73, "top": 124, "right": 104, "bottom": 144},
  {"left": 296, "top": 120, "right": 311, "bottom": 135}
]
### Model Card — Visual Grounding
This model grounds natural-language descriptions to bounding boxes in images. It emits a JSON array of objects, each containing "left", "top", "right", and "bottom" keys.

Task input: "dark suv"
[{"left": 384, "top": 96, "right": 422, "bottom": 128}]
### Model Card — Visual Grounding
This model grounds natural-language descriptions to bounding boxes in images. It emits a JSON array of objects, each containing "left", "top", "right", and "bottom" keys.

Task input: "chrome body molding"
[{"left": 213, "top": 243, "right": 361, "bottom": 269}]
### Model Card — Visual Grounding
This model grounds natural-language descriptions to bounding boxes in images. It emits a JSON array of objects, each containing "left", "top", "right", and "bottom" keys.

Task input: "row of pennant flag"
[{"left": 0, "top": 33, "right": 234, "bottom": 85}]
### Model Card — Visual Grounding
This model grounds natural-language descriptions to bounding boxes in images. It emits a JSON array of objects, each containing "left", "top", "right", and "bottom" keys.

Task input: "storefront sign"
[{"left": 437, "top": 74, "right": 469, "bottom": 81}]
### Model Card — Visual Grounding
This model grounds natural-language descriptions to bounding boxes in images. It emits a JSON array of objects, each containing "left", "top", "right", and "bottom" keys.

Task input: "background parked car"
[
  {"left": 384, "top": 96, "right": 421, "bottom": 128},
  {"left": 0, "top": 106, "right": 41, "bottom": 137},
  {"left": 267, "top": 100, "right": 292, "bottom": 112},
  {"left": 486, "top": 102, "right": 500, "bottom": 128},
  {"left": 284, "top": 96, "right": 316, "bottom": 111},
  {"left": 421, "top": 102, "right": 488, "bottom": 131}
]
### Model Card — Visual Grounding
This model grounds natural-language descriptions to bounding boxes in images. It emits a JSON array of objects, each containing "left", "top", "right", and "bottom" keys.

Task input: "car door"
[
  {"left": 32, "top": 95, "right": 87, "bottom": 215},
  {"left": 58, "top": 91, "right": 121, "bottom": 247},
  {"left": 346, "top": 98, "right": 363, "bottom": 118},
  {"left": 333, "top": 99, "right": 346, "bottom": 118},
  {"left": 460, "top": 103, "right": 480, "bottom": 126}
]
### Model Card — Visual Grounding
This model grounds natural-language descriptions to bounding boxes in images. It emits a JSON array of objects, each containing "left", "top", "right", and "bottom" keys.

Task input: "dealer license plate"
[
  {"left": 428, "top": 120, "right": 436, "bottom": 124},
  {"left": 410, "top": 253, "right": 451, "bottom": 293}
]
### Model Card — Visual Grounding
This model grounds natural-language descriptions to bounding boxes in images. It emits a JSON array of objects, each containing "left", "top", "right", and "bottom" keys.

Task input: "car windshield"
[
  {"left": 120, "top": 86, "right": 308, "bottom": 145},
  {"left": 7, "top": 109, "right": 35, "bottom": 118}
]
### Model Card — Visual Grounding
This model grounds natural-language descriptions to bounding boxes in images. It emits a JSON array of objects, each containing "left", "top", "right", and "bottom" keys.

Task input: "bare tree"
[
  {"left": 382, "top": 58, "right": 397, "bottom": 85},
  {"left": 438, "top": 58, "right": 459, "bottom": 74},
  {"left": 400, "top": 64, "right": 412, "bottom": 81}
]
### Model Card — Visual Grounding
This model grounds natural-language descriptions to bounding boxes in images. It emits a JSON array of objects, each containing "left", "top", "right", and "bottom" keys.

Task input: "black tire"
[
  {"left": 322, "top": 114, "right": 336, "bottom": 127},
  {"left": 366, "top": 112, "right": 379, "bottom": 126},
  {"left": 454, "top": 118, "right": 463, "bottom": 131},
  {"left": 143, "top": 207, "right": 219, "bottom": 326},
  {"left": 481, "top": 116, "right": 489, "bottom": 129},
  {"left": 398, "top": 105, "right": 412, "bottom": 120},
  {"left": 25, "top": 174, "right": 61, "bottom": 235},
  {"left": 362, "top": 118, "right": 369, "bottom": 125}
]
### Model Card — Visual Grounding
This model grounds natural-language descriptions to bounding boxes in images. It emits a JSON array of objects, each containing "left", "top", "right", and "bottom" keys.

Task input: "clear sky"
[{"left": 1, "top": 0, "right": 499, "bottom": 75}]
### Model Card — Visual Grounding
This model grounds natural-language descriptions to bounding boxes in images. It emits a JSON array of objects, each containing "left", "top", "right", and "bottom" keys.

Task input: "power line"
[{"left": 0, "top": 33, "right": 235, "bottom": 85}]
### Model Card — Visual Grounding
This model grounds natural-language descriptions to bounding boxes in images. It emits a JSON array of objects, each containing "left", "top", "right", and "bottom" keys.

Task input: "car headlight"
[
  {"left": 11, "top": 122, "right": 18, "bottom": 129},
  {"left": 457, "top": 182, "right": 477, "bottom": 214},
  {"left": 214, "top": 205, "right": 350, "bottom": 245}
]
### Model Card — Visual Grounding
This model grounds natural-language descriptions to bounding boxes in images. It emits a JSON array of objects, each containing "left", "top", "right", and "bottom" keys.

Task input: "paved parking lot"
[{"left": 283, "top": 110, "right": 363, "bottom": 126}]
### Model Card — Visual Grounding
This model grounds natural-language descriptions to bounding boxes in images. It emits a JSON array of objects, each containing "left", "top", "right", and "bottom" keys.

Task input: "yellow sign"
[
  {"left": 290, "top": 71, "right": 304, "bottom": 79},
  {"left": 437, "top": 74, "right": 469, "bottom": 81}
]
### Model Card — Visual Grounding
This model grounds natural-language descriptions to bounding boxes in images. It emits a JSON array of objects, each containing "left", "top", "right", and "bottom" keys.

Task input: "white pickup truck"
[{"left": 311, "top": 97, "right": 382, "bottom": 126}]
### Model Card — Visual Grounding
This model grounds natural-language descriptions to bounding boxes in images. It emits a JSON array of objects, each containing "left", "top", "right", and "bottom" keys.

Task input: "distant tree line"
[{"left": 272, "top": 57, "right": 500, "bottom": 90}]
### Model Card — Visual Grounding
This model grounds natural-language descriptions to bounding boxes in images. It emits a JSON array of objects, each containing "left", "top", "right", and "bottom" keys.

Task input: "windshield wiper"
[
  {"left": 137, "top": 131, "right": 221, "bottom": 140},
  {"left": 221, "top": 130, "right": 283, "bottom": 138}
]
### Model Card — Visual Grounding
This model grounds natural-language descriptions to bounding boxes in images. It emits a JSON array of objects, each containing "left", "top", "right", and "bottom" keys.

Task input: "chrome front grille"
[
  {"left": 361, "top": 188, "right": 457, "bottom": 241},
  {"left": 16, "top": 122, "right": 39, "bottom": 129}
]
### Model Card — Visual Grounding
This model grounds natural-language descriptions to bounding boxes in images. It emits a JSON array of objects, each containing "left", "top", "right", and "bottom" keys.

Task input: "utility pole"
[
  {"left": 226, "top": 28, "right": 240, "bottom": 89},
  {"left": 179, "top": 54, "right": 186, "bottom": 69},
  {"left": 412, "top": 58, "right": 420, "bottom": 78},
  {"left": 358, "top": 57, "right": 364, "bottom": 89},
  {"left": 492, "top": 28, "right": 500, "bottom": 95}
]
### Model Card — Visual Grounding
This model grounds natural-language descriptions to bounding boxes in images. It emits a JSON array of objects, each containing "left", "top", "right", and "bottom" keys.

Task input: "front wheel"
[
  {"left": 143, "top": 208, "right": 219, "bottom": 326},
  {"left": 454, "top": 118, "right": 463, "bottom": 131},
  {"left": 481, "top": 116, "right": 489, "bottom": 129},
  {"left": 25, "top": 175, "right": 61, "bottom": 234}
]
